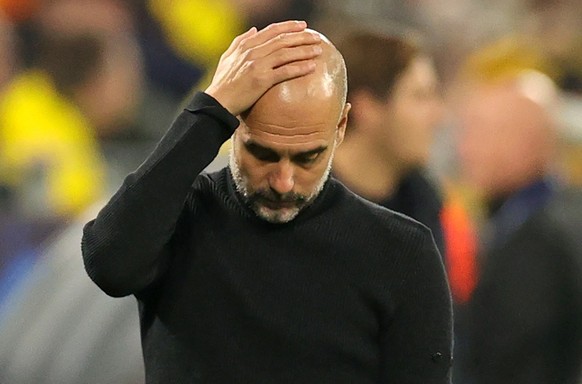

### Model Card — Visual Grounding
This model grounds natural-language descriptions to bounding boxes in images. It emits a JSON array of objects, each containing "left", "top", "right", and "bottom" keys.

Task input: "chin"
[{"left": 255, "top": 205, "right": 301, "bottom": 224}]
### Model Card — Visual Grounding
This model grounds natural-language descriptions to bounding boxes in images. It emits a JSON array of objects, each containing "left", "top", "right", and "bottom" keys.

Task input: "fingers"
[
  {"left": 270, "top": 44, "right": 322, "bottom": 70},
  {"left": 225, "top": 20, "right": 313, "bottom": 60},
  {"left": 223, "top": 26, "right": 257, "bottom": 56},
  {"left": 204, "top": 21, "right": 321, "bottom": 115},
  {"left": 247, "top": 30, "right": 322, "bottom": 61},
  {"left": 271, "top": 59, "right": 317, "bottom": 85},
  {"left": 243, "top": 20, "right": 308, "bottom": 49}
]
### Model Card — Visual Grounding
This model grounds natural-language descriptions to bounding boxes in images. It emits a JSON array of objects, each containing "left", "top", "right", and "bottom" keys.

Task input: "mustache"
[{"left": 248, "top": 190, "right": 307, "bottom": 204}]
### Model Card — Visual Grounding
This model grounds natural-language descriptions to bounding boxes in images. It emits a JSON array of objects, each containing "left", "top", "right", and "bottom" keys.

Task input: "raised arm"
[{"left": 81, "top": 21, "right": 323, "bottom": 297}]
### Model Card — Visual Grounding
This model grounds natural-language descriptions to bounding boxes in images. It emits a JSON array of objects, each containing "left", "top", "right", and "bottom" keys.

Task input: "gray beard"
[{"left": 229, "top": 144, "right": 335, "bottom": 224}]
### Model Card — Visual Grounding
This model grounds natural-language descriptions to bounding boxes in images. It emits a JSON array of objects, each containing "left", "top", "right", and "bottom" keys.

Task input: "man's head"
[
  {"left": 37, "top": 0, "right": 143, "bottom": 138},
  {"left": 456, "top": 70, "right": 558, "bottom": 199},
  {"left": 338, "top": 30, "right": 443, "bottom": 169},
  {"left": 229, "top": 31, "right": 349, "bottom": 223}
]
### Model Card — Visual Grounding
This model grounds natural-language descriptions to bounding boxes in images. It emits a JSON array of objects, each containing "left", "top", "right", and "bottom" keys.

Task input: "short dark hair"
[{"left": 337, "top": 30, "right": 421, "bottom": 101}]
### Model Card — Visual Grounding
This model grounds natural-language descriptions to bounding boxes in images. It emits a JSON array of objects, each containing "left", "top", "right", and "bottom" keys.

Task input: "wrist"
[{"left": 204, "top": 88, "right": 238, "bottom": 116}]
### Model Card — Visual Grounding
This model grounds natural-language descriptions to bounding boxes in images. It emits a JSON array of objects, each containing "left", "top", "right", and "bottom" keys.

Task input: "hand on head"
[{"left": 205, "top": 20, "right": 323, "bottom": 116}]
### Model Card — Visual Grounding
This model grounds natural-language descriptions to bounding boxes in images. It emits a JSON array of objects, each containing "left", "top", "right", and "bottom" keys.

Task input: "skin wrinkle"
[
  {"left": 241, "top": 131, "right": 328, "bottom": 145},
  {"left": 244, "top": 121, "right": 330, "bottom": 130}
]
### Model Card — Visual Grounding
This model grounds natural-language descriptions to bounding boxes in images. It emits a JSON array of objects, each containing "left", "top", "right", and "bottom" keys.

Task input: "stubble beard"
[{"left": 229, "top": 145, "right": 336, "bottom": 224}]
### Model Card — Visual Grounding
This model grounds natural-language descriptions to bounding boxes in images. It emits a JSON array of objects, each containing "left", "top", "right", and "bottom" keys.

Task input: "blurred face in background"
[
  {"left": 380, "top": 55, "right": 444, "bottom": 168},
  {"left": 40, "top": 0, "right": 144, "bottom": 138},
  {"left": 456, "top": 81, "right": 553, "bottom": 199},
  {"left": 339, "top": 32, "right": 444, "bottom": 173}
]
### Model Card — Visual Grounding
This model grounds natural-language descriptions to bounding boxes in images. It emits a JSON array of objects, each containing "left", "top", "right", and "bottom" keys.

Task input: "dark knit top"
[{"left": 81, "top": 92, "right": 453, "bottom": 384}]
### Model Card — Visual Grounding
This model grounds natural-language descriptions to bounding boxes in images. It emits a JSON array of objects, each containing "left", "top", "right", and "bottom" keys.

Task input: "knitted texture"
[{"left": 82, "top": 92, "right": 452, "bottom": 383}]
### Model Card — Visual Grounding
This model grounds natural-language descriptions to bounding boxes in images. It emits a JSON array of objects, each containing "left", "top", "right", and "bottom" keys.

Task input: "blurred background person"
[
  {"left": 0, "top": 0, "right": 140, "bottom": 226},
  {"left": 0, "top": 1, "right": 147, "bottom": 383},
  {"left": 332, "top": 27, "right": 478, "bottom": 305},
  {"left": 0, "top": 0, "right": 144, "bottom": 307},
  {"left": 332, "top": 29, "right": 479, "bottom": 383},
  {"left": 454, "top": 41, "right": 582, "bottom": 384},
  {"left": 333, "top": 29, "right": 446, "bottom": 255}
]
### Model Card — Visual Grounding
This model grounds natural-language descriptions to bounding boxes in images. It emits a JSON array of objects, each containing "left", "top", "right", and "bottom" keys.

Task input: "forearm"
[{"left": 82, "top": 92, "right": 238, "bottom": 297}]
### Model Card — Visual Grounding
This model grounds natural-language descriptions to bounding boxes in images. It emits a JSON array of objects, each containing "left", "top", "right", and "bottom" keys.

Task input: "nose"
[{"left": 268, "top": 159, "right": 295, "bottom": 195}]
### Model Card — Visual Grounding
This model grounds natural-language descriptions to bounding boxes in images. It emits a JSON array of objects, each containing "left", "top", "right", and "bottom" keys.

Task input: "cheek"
[
  {"left": 403, "top": 102, "right": 437, "bottom": 140},
  {"left": 459, "top": 131, "right": 502, "bottom": 187},
  {"left": 389, "top": 105, "right": 433, "bottom": 160},
  {"left": 236, "top": 152, "right": 269, "bottom": 189},
  {"left": 294, "top": 163, "right": 329, "bottom": 189},
  {"left": 291, "top": 154, "right": 335, "bottom": 195}
]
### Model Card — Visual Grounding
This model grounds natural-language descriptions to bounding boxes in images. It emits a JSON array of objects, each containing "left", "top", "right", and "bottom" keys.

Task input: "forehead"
[
  {"left": 397, "top": 56, "right": 437, "bottom": 89},
  {"left": 240, "top": 98, "right": 339, "bottom": 150}
]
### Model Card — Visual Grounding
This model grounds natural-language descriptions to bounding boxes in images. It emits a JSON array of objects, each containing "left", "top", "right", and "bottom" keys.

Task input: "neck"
[{"left": 333, "top": 134, "right": 405, "bottom": 203}]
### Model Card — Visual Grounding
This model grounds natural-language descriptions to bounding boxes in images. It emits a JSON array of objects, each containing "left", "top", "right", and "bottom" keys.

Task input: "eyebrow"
[{"left": 244, "top": 141, "right": 328, "bottom": 160}]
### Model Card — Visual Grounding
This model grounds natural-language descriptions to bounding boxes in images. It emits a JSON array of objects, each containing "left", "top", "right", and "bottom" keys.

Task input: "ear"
[{"left": 336, "top": 102, "right": 351, "bottom": 146}]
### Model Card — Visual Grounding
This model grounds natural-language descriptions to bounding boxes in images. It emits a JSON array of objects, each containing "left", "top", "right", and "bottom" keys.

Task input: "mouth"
[{"left": 260, "top": 200, "right": 298, "bottom": 210}]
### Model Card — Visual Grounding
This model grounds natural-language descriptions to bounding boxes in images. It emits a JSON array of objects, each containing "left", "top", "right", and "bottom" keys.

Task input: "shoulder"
[
  {"left": 487, "top": 188, "right": 582, "bottom": 284},
  {"left": 515, "top": 188, "right": 582, "bottom": 251},
  {"left": 540, "top": 188, "right": 582, "bottom": 267},
  {"left": 544, "top": 188, "right": 582, "bottom": 230},
  {"left": 183, "top": 168, "right": 230, "bottom": 211},
  {"left": 190, "top": 168, "right": 228, "bottom": 191},
  {"left": 331, "top": 178, "right": 436, "bottom": 248}
]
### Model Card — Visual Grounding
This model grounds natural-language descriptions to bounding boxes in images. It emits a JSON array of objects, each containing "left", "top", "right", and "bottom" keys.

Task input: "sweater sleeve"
[
  {"left": 81, "top": 92, "right": 239, "bottom": 297},
  {"left": 381, "top": 227, "right": 453, "bottom": 383}
]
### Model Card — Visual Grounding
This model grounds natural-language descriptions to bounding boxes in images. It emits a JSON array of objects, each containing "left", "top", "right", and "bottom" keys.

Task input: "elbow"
[
  {"left": 85, "top": 267, "right": 134, "bottom": 298},
  {"left": 81, "top": 221, "right": 136, "bottom": 298}
]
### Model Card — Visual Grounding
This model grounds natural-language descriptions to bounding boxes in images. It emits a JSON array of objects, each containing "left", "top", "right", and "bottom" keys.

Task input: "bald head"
[
  {"left": 243, "top": 30, "right": 347, "bottom": 125},
  {"left": 458, "top": 70, "right": 558, "bottom": 198}
]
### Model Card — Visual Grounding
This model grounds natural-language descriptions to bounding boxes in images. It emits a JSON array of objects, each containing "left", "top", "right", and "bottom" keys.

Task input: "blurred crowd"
[{"left": 0, "top": 0, "right": 580, "bottom": 383}]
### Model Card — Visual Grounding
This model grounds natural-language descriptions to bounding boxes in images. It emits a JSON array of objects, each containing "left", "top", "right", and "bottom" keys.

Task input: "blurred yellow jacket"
[{"left": 0, "top": 70, "right": 105, "bottom": 218}]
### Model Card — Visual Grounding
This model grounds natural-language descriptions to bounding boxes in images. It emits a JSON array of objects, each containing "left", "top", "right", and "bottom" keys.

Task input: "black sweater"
[{"left": 82, "top": 92, "right": 453, "bottom": 383}]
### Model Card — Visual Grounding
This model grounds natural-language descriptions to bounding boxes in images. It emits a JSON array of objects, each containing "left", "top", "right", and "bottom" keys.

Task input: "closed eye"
[
  {"left": 293, "top": 152, "right": 322, "bottom": 165},
  {"left": 243, "top": 141, "right": 327, "bottom": 166},
  {"left": 245, "top": 142, "right": 280, "bottom": 163},
  {"left": 292, "top": 147, "right": 326, "bottom": 166}
]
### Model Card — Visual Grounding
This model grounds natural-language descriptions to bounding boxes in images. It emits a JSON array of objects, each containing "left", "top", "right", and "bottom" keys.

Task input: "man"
[
  {"left": 82, "top": 21, "right": 452, "bottom": 383},
  {"left": 456, "top": 47, "right": 582, "bottom": 383}
]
